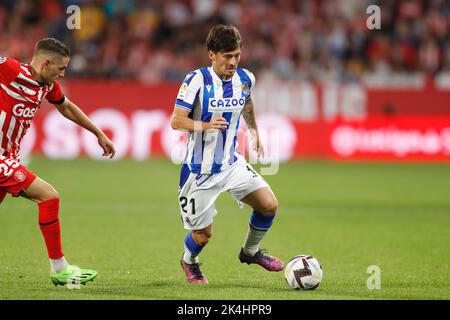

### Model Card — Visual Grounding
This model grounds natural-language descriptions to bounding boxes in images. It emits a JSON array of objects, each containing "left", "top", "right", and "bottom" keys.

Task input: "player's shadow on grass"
[{"left": 32, "top": 279, "right": 182, "bottom": 299}]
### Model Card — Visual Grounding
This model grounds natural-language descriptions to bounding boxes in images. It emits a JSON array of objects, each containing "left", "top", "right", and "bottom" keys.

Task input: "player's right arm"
[
  {"left": 53, "top": 97, "right": 116, "bottom": 159},
  {"left": 171, "top": 107, "right": 228, "bottom": 132}
]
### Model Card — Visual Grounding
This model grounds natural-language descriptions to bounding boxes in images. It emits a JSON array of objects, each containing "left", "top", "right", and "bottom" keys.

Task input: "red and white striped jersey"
[{"left": 0, "top": 56, "right": 65, "bottom": 160}]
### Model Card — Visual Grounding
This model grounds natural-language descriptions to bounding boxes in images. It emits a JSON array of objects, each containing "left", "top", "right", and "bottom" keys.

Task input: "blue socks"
[
  {"left": 244, "top": 211, "right": 276, "bottom": 256},
  {"left": 183, "top": 232, "right": 205, "bottom": 264},
  {"left": 249, "top": 211, "right": 275, "bottom": 231}
]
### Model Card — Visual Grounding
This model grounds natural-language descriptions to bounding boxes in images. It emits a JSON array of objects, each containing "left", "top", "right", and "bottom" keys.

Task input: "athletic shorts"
[
  {"left": 178, "top": 155, "right": 270, "bottom": 230},
  {"left": 0, "top": 155, "right": 37, "bottom": 203}
]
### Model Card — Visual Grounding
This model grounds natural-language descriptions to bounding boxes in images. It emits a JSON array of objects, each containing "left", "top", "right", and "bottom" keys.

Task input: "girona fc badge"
[{"left": 14, "top": 170, "right": 26, "bottom": 183}]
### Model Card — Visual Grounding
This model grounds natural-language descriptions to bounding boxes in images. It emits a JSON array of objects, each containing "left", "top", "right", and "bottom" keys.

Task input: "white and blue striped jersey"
[{"left": 175, "top": 66, "right": 255, "bottom": 175}]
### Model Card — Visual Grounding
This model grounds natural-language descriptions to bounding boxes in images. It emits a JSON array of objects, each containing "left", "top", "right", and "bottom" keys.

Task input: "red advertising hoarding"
[
  {"left": 330, "top": 117, "right": 450, "bottom": 161},
  {"left": 22, "top": 80, "right": 450, "bottom": 162}
]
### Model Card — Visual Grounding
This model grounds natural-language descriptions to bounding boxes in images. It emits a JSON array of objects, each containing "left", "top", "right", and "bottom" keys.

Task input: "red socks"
[{"left": 38, "top": 198, "right": 64, "bottom": 259}]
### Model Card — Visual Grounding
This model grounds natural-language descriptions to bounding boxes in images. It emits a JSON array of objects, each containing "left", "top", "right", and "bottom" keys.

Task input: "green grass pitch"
[{"left": 0, "top": 157, "right": 449, "bottom": 300}]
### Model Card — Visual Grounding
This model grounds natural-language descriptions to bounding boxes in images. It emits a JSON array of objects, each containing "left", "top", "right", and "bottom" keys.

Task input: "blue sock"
[
  {"left": 244, "top": 211, "right": 276, "bottom": 256},
  {"left": 183, "top": 232, "right": 204, "bottom": 264},
  {"left": 249, "top": 211, "right": 275, "bottom": 231}
]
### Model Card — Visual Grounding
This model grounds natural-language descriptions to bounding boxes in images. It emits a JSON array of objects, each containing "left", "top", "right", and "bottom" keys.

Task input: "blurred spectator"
[{"left": 0, "top": 0, "right": 449, "bottom": 84}]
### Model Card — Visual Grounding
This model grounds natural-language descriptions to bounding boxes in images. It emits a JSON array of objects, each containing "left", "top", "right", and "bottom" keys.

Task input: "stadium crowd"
[{"left": 0, "top": 0, "right": 449, "bottom": 83}]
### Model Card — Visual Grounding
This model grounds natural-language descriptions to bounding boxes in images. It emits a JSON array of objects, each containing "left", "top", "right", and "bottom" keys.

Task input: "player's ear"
[{"left": 208, "top": 50, "right": 216, "bottom": 62}]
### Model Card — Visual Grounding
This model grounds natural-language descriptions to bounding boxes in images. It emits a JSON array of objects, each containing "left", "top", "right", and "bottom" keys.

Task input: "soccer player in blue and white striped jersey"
[{"left": 171, "top": 25, "right": 284, "bottom": 283}]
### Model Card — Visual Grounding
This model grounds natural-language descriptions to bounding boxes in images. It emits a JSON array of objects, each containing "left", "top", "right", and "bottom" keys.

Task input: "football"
[{"left": 284, "top": 255, "right": 323, "bottom": 290}]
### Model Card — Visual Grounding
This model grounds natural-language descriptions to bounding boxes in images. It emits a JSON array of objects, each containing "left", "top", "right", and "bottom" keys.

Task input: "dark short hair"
[
  {"left": 206, "top": 25, "right": 242, "bottom": 53},
  {"left": 34, "top": 38, "right": 70, "bottom": 57}
]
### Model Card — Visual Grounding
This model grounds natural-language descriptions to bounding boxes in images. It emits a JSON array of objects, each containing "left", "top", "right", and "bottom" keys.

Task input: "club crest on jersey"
[
  {"left": 14, "top": 170, "right": 26, "bottom": 183},
  {"left": 208, "top": 97, "right": 245, "bottom": 112},
  {"left": 242, "top": 82, "right": 250, "bottom": 98}
]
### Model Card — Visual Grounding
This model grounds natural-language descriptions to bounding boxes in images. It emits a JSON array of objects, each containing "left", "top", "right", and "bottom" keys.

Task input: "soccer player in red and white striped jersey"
[{"left": 0, "top": 38, "right": 116, "bottom": 287}]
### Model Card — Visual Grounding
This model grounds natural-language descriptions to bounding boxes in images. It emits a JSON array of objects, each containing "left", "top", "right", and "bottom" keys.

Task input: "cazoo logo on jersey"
[
  {"left": 13, "top": 104, "right": 38, "bottom": 118},
  {"left": 208, "top": 97, "right": 245, "bottom": 112}
]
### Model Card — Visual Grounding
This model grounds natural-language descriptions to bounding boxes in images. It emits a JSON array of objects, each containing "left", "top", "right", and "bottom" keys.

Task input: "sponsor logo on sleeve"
[{"left": 177, "top": 83, "right": 188, "bottom": 99}]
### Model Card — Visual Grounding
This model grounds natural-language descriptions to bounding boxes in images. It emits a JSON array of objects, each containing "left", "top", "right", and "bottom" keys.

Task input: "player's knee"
[
  {"left": 198, "top": 237, "right": 210, "bottom": 246},
  {"left": 193, "top": 230, "right": 212, "bottom": 246},
  {"left": 259, "top": 199, "right": 278, "bottom": 215},
  {"left": 199, "top": 232, "right": 212, "bottom": 245},
  {"left": 40, "top": 182, "right": 59, "bottom": 201},
  {"left": 32, "top": 182, "right": 59, "bottom": 203},
  {"left": 42, "top": 188, "right": 59, "bottom": 202}
]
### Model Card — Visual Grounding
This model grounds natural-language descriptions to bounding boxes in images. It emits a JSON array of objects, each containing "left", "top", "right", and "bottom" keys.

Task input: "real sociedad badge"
[{"left": 242, "top": 82, "right": 250, "bottom": 97}]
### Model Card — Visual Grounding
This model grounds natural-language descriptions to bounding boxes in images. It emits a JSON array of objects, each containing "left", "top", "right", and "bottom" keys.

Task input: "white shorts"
[{"left": 178, "top": 156, "right": 270, "bottom": 230}]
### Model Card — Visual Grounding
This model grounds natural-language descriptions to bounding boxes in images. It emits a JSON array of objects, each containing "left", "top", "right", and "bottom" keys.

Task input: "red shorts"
[{"left": 0, "top": 156, "right": 37, "bottom": 203}]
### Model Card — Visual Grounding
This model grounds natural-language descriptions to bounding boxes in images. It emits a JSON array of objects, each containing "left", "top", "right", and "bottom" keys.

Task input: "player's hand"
[
  {"left": 207, "top": 117, "right": 229, "bottom": 131},
  {"left": 250, "top": 129, "right": 265, "bottom": 158},
  {"left": 97, "top": 134, "right": 116, "bottom": 159}
]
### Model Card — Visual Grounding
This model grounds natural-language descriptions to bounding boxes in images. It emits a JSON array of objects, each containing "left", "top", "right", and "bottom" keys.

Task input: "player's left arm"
[
  {"left": 54, "top": 98, "right": 116, "bottom": 159},
  {"left": 242, "top": 97, "right": 264, "bottom": 157}
]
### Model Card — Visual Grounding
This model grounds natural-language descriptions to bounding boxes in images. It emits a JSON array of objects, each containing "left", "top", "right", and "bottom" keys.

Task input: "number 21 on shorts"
[{"left": 179, "top": 196, "right": 196, "bottom": 215}]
